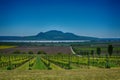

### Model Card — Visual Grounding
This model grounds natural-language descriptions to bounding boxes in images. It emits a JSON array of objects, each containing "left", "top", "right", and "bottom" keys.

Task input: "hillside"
[{"left": 0, "top": 30, "right": 98, "bottom": 40}]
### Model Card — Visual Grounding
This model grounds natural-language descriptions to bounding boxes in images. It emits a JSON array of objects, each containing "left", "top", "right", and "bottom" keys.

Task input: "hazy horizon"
[{"left": 0, "top": 0, "right": 120, "bottom": 38}]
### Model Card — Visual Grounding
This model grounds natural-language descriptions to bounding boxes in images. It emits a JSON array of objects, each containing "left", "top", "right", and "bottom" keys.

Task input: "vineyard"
[
  {"left": 0, "top": 44, "right": 120, "bottom": 80},
  {"left": 0, "top": 53, "right": 120, "bottom": 70},
  {"left": 0, "top": 54, "right": 34, "bottom": 70}
]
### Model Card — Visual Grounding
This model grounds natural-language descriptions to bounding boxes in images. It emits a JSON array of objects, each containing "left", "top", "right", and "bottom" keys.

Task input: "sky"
[{"left": 0, "top": 0, "right": 120, "bottom": 38}]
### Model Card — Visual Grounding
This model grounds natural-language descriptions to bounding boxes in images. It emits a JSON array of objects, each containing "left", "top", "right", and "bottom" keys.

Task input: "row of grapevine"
[
  {"left": 41, "top": 55, "right": 71, "bottom": 69},
  {"left": 29, "top": 57, "right": 36, "bottom": 70},
  {"left": 0, "top": 54, "right": 35, "bottom": 70},
  {"left": 41, "top": 54, "right": 120, "bottom": 69},
  {"left": 40, "top": 57, "right": 63, "bottom": 70}
]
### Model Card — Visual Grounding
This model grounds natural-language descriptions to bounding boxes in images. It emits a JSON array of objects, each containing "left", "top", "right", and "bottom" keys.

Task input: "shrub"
[
  {"left": 7, "top": 66, "right": 12, "bottom": 70},
  {"left": 28, "top": 51, "right": 33, "bottom": 54},
  {"left": 13, "top": 50, "right": 20, "bottom": 54}
]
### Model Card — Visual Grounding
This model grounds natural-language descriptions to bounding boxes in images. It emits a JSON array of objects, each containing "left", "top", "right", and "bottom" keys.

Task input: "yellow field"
[
  {"left": 0, "top": 46, "right": 16, "bottom": 49},
  {"left": 0, "top": 69, "right": 120, "bottom": 80}
]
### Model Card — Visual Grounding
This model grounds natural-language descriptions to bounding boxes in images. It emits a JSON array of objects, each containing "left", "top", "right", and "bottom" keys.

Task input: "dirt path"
[{"left": 70, "top": 46, "right": 76, "bottom": 54}]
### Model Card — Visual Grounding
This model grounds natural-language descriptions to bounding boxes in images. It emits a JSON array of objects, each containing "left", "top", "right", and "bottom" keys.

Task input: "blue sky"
[{"left": 0, "top": 0, "right": 120, "bottom": 38}]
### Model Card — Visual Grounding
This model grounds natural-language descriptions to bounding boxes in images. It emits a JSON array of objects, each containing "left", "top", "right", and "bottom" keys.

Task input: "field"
[
  {"left": 0, "top": 69, "right": 120, "bottom": 80},
  {"left": 0, "top": 45, "right": 16, "bottom": 49},
  {"left": 0, "top": 42, "right": 120, "bottom": 80},
  {"left": 0, "top": 46, "right": 72, "bottom": 54}
]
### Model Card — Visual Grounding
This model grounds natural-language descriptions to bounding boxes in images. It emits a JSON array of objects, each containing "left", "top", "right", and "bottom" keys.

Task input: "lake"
[{"left": 0, "top": 40, "right": 90, "bottom": 43}]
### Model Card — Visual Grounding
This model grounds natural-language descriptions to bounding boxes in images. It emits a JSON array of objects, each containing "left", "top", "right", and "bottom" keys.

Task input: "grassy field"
[
  {"left": 32, "top": 56, "right": 47, "bottom": 70},
  {"left": 0, "top": 45, "right": 16, "bottom": 49},
  {"left": 0, "top": 69, "right": 119, "bottom": 80}
]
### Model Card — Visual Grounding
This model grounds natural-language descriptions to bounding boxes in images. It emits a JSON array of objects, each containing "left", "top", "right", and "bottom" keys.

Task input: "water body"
[{"left": 0, "top": 40, "right": 90, "bottom": 43}]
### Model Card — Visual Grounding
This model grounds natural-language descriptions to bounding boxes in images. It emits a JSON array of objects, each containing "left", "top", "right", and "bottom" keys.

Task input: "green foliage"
[
  {"left": 108, "top": 45, "right": 113, "bottom": 56},
  {"left": 29, "top": 59, "right": 35, "bottom": 67},
  {"left": 13, "top": 50, "right": 21, "bottom": 54},
  {"left": 22, "top": 52, "right": 27, "bottom": 54},
  {"left": 90, "top": 50, "right": 94, "bottom": 56},
  {"left": 37, "top": 51, "right": 46, "bottom": 54},
  {"left": 0, "top": 54, "right": 34, "bottom": 70},
  {"left": 105, "top": 54, "right": 110, "bottom": 68},
  {"left": 7, "top": 67, "right": 11, "bottom": 70},
  {"left": 0, "top": 52, "right": 120, "bottom": 70},
  {"left": 57, "top": 52, "right": 63, "bottom": 55},
  {"left": 28, "top": 51, "right": 33, "bottom": 54},
  {"left": 7, "top": 66, "right": 12, "bottom": 70},
  {"left": 28, "top": 67, "right": 32, "bottom": 70},
  {"left": 96, "top": 47, "right": 101, "bottom": 56}
]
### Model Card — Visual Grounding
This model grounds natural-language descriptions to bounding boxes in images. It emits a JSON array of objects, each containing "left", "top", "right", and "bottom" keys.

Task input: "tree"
[
  {"left": 108, "top": 45, "right": 113, "bottom": 56},
  {"left": 28, "top": 51, "right": 33, "bottom": 54},
  {"left": 57, "top": 52, "right": 62, "bottom": 55},
  {"left": 96, "top": 47, "right": 101, "bottom": 57},
  {"left": 37, "top": 51, "right": 42, "bottom": 54},
  {"left": 37, "top": 51, "right": 46, "bottom": 54},
  {"left": 13, "top": 50, "right": 20, "bottom": 54},
  {"left": 22, "top": 52, "right": 27, "bottom": 54},
  {"left": 91, "top": 50, "right": 94, "bottom": 56}
]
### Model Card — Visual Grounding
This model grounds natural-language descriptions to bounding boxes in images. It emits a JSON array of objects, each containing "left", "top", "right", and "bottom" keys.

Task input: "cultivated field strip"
[{"left": 0, "top": 46, "right": 72, "bottom": 54}]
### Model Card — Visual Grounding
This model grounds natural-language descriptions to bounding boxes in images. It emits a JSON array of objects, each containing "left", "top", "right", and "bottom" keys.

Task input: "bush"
[
  {"left": 37, "top": 51, "right": 46, "bottom": 54},
  {"left": 28, "top": 51, "right": 33, "bottom": 54},
  {"left": 7, "top": 66, "right": 12, "bottom": 70},
  {"left": 105, "top": 64, "right": 111, "bottom": 68},
  {"left": 13, "top": 50, "right": 20, "bottom": 54},
  {"left": 28, "top": 67, "right": 32, "bottom": 70}
]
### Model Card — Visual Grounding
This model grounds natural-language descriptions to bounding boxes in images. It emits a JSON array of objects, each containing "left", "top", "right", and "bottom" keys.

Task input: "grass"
[
  {"left": 0, "top": 45, "right": 16, "bottom": 49},
  {"left": 32, "top": 56, "right": 47, "bottom": 70},
  {"left": 41, "top": 57, "right": 64, "bottom": 70},
  {"left": 0, "top": 69, "right": 119, "bottom": 80}
]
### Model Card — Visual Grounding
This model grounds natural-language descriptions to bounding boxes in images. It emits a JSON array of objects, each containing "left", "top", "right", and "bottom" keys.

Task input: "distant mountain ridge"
[{"left": 0, "top": 30, "right": 98, "bottom": 40}]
